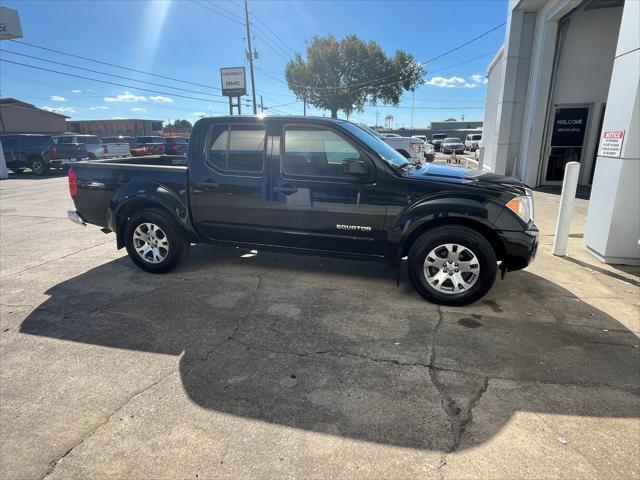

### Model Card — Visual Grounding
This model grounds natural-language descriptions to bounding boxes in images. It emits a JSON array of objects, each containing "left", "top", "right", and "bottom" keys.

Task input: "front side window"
[
  {"left": 54, "top": 137, "right": 73, "bottom": 144},
  {"left": 283, "top": 126, "right": 365, "bottom": 178},
  {"left": 206, "top": 124, "right": 265, "bottom": 173}
]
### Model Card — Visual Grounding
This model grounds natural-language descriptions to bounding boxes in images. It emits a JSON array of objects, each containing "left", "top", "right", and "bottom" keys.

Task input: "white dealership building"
[{"left": 482, "top": 0, "right": 639, "bottom": 265}]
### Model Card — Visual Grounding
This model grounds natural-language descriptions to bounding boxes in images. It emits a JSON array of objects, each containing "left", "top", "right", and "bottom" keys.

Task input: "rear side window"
[
  {"left": 206, "top": 124, "right": 265, "bottom": 173},
  {"left": 28, "top": 136, "right": 53, "bottom": 146},
  {"left": 54, "top": 137, "right": 73, "bottom": 144},
  {"left": 283, "top": 126, "right": 364, "bottom": 179},
  {"left": 81, "top": 136, "right": 101, "bottom": 144}
]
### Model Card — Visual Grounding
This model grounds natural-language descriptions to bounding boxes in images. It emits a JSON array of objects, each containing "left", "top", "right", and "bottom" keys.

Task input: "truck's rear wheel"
[
  {"left": 408, "top": 226, "right": 497, "bottom": 306},
  {"left": 124, "top": 209, "right": 190, "bottom": 273}
]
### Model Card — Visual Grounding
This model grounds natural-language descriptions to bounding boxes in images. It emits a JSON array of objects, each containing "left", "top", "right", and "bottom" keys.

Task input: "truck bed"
[{"left": 70, "top": 155, "right": 189, "bottom": 229}]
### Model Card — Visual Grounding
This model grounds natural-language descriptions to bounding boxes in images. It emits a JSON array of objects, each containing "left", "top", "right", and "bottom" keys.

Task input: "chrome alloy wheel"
[
  {"left": 423, "top": 243, "right": 480, "bottom": 294},
  {"left": 132, "top": 222, "right": 170, "bottom": 264}
]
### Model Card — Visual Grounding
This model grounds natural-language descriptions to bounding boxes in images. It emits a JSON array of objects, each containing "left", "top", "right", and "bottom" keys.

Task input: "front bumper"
[{"left": 497, "top": 227, "right": 539, "bottom": 271}]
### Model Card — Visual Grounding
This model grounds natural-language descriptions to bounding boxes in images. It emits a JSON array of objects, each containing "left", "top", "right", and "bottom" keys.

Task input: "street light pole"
[{"left": 244, "top": 0, "right": 257, "bottom": 115}]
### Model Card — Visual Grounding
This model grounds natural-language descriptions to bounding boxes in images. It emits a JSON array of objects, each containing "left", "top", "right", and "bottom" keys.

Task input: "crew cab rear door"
[
  {"left": 268, "top": 122, "right": 387, "bottom": 257},
  {"left": 188, "top": 120, "right": 273, "bottom": 244}
]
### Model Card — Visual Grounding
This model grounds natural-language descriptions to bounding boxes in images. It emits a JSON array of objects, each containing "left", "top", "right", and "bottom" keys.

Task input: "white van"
[{"left": 465, "top": 134, "right": 483, "bottom": 151}]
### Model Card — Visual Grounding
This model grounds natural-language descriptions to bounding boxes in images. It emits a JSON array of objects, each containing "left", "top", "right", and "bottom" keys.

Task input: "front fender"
[
  {"left": 388, "top": 192, "right": 505, "bottom": 245},
  {"left": 107, "top": 182, "right": 193, "bottom": 245}
]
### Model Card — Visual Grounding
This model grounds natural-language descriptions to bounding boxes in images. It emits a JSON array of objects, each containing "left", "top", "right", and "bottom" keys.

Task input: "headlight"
[
  {"left": 506, "top": 191, "right": 534, "bottom": 223},
  {"left": 411, "top": 143, "right": 422, "bottom": 154},
  {"left": 425, "top": 145, "right": 434, "bottom": 153}
]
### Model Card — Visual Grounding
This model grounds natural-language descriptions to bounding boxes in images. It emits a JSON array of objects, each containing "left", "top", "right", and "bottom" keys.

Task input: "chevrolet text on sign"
[
  {"left": 598, "top": 130, "right": 625, "bottom": 158},
  {"left": 220, "top": 67, "right": 247, "bottom": 97}
]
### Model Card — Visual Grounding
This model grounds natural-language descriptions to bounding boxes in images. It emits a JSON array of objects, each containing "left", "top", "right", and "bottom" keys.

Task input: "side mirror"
[{"left": 342, "top": 158, "right": 369, "bottom": 176}]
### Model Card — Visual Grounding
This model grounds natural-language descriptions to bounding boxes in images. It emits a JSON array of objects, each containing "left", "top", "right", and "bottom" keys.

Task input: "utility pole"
[
  {"left": 260, "top": 95, "right": 264, "bottom": 113},
  {"left": 303, "top": 96, "right": 307, "bottom": 116},
  {"left": 244, "top": 0, "right": 257, "bottom": 114},
  {"left": 411, "top": 91, "right": 415, "bottom": 129},
  {"left": 375, "top": 109, "right": 379, "bottom": 127}
]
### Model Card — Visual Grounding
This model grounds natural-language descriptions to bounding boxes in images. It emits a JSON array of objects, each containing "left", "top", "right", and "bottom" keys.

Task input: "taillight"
[
  {"left": 50, "top": 146, "right": 58, "bottom": 158},
  {"left": 103, "top": 144, "right": 108, "bottom": 154},
  {"left": 68, "top": 168, "right": 78, "bottom": 197}
]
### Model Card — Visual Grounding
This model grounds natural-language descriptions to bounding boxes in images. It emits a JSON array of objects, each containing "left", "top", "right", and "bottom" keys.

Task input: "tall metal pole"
[
  {"left": 244, "top": 0, "right": 257, "bottom": 115},
  {"left": 260, "top": 95, "right": 264, "bottom": 113},
  {"left": 303, "top": 96, "right": 307, "bottom": 116}
]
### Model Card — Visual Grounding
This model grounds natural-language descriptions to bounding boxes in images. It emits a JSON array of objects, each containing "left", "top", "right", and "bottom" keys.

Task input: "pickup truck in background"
[
  {"left": 411, "top": 135, "right": 435, "bottom": 162},
  {"left": 1, "top": 134, "right": 59, "bottom": 175},
  {"left": 135, "top": 136, "right": 166, "bottom": 156},
  {"left": 357, "top": 125, "right": 424, "bottom": 164},
  {"left": 67, "top": 116, "right": 538, "bottom": 306},
  {"left": 101, "top": 136, "right": 135, "bottom": 157},
  {"left": 430, "top": 133, "right": 448, "bottom": 151},
  {"left": 52, "top": 136, "right": 89, "bottom": 167}
]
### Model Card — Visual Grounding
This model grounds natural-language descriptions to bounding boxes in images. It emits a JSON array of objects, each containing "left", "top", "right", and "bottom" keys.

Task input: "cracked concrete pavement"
[{"left": 1, "top": 171, "right": 639, "bottom": 479}]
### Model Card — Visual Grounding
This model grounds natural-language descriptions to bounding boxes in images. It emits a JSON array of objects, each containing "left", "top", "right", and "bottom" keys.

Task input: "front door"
[
  {"left": 541, "top": 105, "right": 591, "bottom": 185},
  {"left": 268, "top": 124, "right": 387, "bottom": 257}
]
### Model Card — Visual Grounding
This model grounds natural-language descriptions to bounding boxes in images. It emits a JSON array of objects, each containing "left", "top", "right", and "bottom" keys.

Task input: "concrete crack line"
[{"left": 40, "top": 367, "right": 180, "bottom": 480}]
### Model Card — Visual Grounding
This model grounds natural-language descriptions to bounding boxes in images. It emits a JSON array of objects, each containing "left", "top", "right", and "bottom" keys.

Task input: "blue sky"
[{"left": 0, "top": 0, "right": 507, "bottom": 128}]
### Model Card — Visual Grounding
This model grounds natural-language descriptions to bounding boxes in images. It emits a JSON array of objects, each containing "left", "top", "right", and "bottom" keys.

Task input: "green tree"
[{"left": 285, "top": 34, "right": 425, "bottom": 119}]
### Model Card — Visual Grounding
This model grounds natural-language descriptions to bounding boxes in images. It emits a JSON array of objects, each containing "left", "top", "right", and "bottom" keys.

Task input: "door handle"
[{"left": 273, "top": 186, "right": 298, "bottom": 194}]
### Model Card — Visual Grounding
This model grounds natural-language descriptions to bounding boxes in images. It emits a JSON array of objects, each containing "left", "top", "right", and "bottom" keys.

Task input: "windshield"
[
  {"left": 344, "top": 122, "right": 409, "bottom": 168},
  {"left": 444, "top": 138, "right": 462, "bottom": 143},
  {"left": 432, "top": 134, "right": 447, "bottom": 140},
  {"left": 471, "top": 135, "right": 482, "bottom": 140}
]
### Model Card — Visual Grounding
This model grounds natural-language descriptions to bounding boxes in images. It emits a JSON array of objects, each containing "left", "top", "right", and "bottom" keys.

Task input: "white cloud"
[
  {"left": 51, "top": 95, "right": 66, "bottom": 102},
  {"left": 40, "top": 106, "right": 76, "bottom": 114},
  {"left": 71, "top": 89, "right": 82, "bottom": 93},
  {"left": 471, "top": 74, "right": 488, "bottom": 84},
  {"left": 193, "top": 112, "right": 207, "bottom": 117},
  {"left": 131, "top": 107, "right": 147, "bottom": 112},
  {"left": 104, "top": 91, "right": 147, "bottom": 103},
  {"left": 111, "top": 117, "right": 125, "bottom": 120},
  {"left": 89, "top": 106, "right": 110, "bottom": 110},
  {"left": 150, "top": 95, "right": 173, "bottom": 103},
  {"left": 425, "top": 76, "right": 477, "bottom": 88}
]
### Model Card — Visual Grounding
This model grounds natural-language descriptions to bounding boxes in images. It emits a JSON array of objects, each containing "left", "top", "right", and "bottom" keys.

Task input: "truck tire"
[
  {"left": 30, "top": 157, "right": 49, "bottom": 176},
  {"left": 407, "top": 225, "right": 497, "bottom": 306},
  {"left": 124, "top": 208, "right": 190, "bottom": 273}
]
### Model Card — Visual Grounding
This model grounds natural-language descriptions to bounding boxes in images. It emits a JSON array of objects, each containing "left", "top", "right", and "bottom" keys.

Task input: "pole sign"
[
  {"left": 0, "top": 7, "right": 23, "bottom": 40},
  {"left": 220, "top": 67, "right": 247, "bottom": 97},
  {"left": 598, "top": 130, "right": 625, "bottom": 158}
]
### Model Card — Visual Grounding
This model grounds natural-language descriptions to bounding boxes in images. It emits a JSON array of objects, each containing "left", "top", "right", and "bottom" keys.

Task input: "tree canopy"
[{"left": 285, "top": 34, "right": 425, "bottom": 119}]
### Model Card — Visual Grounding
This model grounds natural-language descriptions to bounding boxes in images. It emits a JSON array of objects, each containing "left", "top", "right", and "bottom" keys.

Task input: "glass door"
[{"left": 542, "top": 105, "right": 591, "bottom": 185}]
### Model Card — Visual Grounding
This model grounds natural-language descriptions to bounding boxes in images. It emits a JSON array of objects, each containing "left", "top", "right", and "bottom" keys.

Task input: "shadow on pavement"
[{"left": 19, "top": 244, "right": 640, "bottom": 451}]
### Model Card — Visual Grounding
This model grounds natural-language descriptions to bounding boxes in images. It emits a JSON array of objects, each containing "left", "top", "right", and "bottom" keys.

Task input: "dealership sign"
[
  {"left": 0, "top": 7, "right": 23, "bottom": 40},
  {"left": 220, "top": 67, "right": 247, "bottom": 97},
  {"left": 598, "top": 130, "right": 625, "bottom": 158}
]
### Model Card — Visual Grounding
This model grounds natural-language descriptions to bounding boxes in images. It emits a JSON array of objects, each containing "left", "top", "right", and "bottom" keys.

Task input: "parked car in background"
[
  {"left": 431, "top": 133, "right": 448, "bottom": 151},
  {"left": 163, "top": 137, "right": 188, "bottom": 155},
  {"left": 1, "top": 134, "right": 59, "bottom": 175},
  {"left": 359, "top": 126, "right": 424, "bottom": 163},
  {"left": 67, "top": 116, "right": 538, "bottom": 306},
  {"left": 135, "top": 136, "right": 166, "bottom": 155},
  {"left": 465, "top": 134, "right": 483, "bottom": 151},
  {"left": 52, "top": 136, "right": 88, "bottom": 167},
  {"left": 441, "top": 138, "right": 465, "bottom": 154},
  {"left": 101, "top": 136, "right": 137, "bottom": 157},
  {"left": 412, "top": 135, "right": 435, "bottom": 162},
  {"left": 55, "top": 135, "right": 104, "bottom": 159}
]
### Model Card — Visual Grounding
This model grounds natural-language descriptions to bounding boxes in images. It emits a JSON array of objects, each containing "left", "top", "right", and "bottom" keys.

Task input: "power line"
[
  {"left": 1, "top": 59, "right": 234, "bottom": 106},
  {"left": 190, "top": 0, "right": 244, "bottom": 25},
  {"left": 1, "top": 49, "right": 228, "bottom": 99},
  {"left": 252, "top": 28, "right": 290, "bottom": 60},
  {"left": 251, "top": 13, "right": 296, "bottom": 55},
  {"left": 203, "top": 0, "right": 245, "bottom": 22},
  {"left": 256, "top": 21, "right": 505, "bottom": 93},
  {"left": 428, "top": 50, "right": 497, "bottom": 75},
  {"left": 9, "top": 39, "right": 224, "bottom": 92}
]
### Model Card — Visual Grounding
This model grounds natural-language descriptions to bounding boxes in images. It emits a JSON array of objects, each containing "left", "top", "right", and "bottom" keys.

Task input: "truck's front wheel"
[
  {"left": 408, "top": 226, "right": 497, "bottom": 306},
  {"left": 124, "top": 209, "right": 190, "bottom": 273}
]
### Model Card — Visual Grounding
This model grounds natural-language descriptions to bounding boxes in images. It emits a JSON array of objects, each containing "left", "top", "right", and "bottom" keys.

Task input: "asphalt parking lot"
[{"left": 1, "top": 167, "right": 639, "bottom": 479}]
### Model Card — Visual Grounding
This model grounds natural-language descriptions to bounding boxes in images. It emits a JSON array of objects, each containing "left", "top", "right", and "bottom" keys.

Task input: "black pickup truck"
[{"left": 67, "top": 116, "right": 538, "bottom": 305}]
